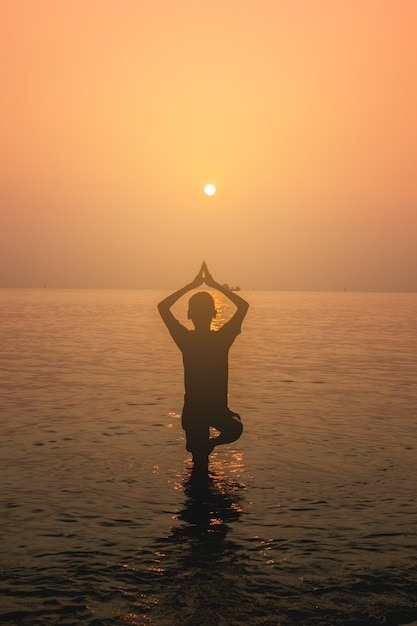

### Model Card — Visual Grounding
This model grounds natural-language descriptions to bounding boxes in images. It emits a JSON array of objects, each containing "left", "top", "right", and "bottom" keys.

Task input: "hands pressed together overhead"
[{"left": 191, "top": 262, "right": 217, "bottom": 289}]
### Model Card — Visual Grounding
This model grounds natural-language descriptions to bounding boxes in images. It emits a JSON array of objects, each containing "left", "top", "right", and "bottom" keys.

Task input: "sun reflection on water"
[{"left": 210, "top": 291, "right": 229, "bottom": 331}]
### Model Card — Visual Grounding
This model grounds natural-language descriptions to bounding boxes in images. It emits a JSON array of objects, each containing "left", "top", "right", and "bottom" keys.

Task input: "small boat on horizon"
[{"left": 222, "top": 283, "right": 241, "bottom": 291}]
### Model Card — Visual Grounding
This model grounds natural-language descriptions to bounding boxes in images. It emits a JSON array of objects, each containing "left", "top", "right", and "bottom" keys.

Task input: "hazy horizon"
[
  {"left": 1, "top": 1, "right": 416, "bottom": 292},
  {"left": 1, "top": 285, "right": 416, "bottom": 295}
]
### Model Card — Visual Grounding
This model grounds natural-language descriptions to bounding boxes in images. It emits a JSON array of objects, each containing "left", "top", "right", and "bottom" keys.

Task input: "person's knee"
[
  {"left": 223, "top": 414, "right": 243, "bottom": 442},
  {"left": 232, "top": 415, "right": 243, "bottom": 438}
]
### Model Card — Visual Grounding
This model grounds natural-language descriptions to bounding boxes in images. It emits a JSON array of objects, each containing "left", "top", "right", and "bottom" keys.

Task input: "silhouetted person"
[{"left": 158, "top": 262, "right": 249, "bottom": 471}]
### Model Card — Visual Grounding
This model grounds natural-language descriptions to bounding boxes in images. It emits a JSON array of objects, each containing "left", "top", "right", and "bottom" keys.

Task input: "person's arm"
[
  {"left": 157, "top": 264, "right": 205, "bottom": 329},
  {"left": 202, "top": 262, "right": 249, "bottom": 326}
]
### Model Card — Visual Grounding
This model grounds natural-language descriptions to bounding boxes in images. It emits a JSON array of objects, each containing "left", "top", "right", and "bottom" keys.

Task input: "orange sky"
[{"left": 1, "top": 0, "right": 416, "bottom": 290}]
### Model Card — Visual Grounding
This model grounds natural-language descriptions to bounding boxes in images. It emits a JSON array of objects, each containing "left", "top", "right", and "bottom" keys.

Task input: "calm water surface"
[{"left": 1, "top": 289, "right": 417, "bottom": 625}]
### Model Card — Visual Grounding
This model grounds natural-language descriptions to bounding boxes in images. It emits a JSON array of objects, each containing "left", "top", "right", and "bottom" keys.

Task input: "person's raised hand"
[
  {"left": 190, "top": 263, "right": 205, "bottom": 289},
  {"left": 202, "top": 262, "right": 216, "bottom": 287}
]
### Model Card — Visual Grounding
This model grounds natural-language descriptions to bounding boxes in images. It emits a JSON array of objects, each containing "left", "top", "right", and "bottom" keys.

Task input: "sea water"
[{"left": 1, "top": 288, "right": 417, "bottom": 625}]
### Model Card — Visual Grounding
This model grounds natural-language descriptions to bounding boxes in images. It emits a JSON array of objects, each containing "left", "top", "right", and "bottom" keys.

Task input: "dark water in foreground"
[{"left": 1, "top": 289, "right": 417, "bottom": 625}]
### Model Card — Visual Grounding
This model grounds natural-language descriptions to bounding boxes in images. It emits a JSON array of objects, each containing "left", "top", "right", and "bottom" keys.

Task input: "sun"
[{"left": 204, "top": 183, "right": 216, "bottom": 196}]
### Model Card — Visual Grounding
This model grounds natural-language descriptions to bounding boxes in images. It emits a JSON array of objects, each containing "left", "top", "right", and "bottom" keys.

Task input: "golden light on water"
[{"left": 210, "top": 291, "right": 226, "bottom": 331}]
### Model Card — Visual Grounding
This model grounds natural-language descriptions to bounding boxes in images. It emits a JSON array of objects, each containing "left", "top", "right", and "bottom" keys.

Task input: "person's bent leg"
[{"left": 211, "top": 410, "right": 243, "bottom": 447}]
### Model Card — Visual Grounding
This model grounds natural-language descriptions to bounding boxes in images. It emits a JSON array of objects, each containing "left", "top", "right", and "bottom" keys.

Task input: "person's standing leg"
[{"left": 184, "top": 418, "right": 211, "bottom": 469}]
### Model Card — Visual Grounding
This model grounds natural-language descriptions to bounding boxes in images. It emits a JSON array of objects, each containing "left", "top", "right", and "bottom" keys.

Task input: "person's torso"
[{"left": 181, "top": 330, "right": 230, "bottom": 409}]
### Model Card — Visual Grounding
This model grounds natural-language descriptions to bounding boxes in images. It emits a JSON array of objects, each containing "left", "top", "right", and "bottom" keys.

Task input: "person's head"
[{"left": 188, "top": 291, "right": 216, "bottom": 329}]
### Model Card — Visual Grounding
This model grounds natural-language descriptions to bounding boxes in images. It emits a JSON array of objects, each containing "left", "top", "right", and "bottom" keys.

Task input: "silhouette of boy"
[{"left": 158, "top": 262, "right": 249, "bottom": 470}]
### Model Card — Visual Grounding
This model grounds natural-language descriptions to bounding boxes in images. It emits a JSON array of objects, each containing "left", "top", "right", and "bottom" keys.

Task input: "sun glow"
[{"left": 204, "top": 184, "right": 216, "bottom": 196}]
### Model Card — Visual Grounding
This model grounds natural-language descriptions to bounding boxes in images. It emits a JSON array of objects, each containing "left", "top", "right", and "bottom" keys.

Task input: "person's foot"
[{"left": 190, "top": 438, "right": 216, "bottom": 472}]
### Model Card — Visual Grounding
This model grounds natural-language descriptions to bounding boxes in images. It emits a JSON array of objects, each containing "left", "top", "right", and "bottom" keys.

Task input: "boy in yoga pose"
[{"left": 158, "top": 262, "right": 249, "bottom": 470}]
